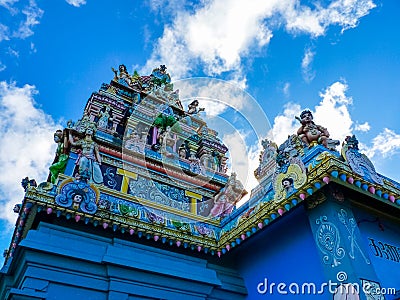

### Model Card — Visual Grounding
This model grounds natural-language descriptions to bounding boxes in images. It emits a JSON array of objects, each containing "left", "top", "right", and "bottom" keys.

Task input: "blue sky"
[{"left": 1, "top": 0, "right": 399, "bottom": 264}]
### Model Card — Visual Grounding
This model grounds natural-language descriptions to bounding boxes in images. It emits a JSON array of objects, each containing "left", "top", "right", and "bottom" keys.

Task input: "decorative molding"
[
  {"left": 315, "top": 215, "right": 345, "bottom": 267},
  {"left": 338, "top": 209, "right": 370, "bottom": 264}
]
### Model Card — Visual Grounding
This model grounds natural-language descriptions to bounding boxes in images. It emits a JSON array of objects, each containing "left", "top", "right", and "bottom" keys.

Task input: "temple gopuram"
[{"left": 1, "top": 65, "right": 399, "bottom": 300}]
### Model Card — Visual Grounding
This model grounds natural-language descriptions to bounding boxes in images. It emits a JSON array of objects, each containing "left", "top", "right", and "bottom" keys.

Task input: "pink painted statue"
[{"left": 209, "top": 173, "right": 247, "bottom": 218}]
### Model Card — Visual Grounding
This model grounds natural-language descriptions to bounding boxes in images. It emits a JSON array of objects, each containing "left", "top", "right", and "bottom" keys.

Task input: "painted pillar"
[
  {"left": 185, "top": 190, "right": 202, "bottom": 214},
  {"left": 116, "top": 169, "right": 138, "bottom": 194},
  {"left": 64, "top": 152, "right": 79, "bottom": 178},
  {"left": 152, "top": 127, "right": 158, "bottom": 145}
]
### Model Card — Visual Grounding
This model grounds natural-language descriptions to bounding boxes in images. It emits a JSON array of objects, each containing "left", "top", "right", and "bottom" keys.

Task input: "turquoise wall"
[
  {"left": 234, "top": 205, "right": 327, "bottom": 299},
  {"left": 354, "top": 207, "right": 400, "bottom": 293},
  {"left": 1, "top": 221, "right": 246, "bottom": 300}
]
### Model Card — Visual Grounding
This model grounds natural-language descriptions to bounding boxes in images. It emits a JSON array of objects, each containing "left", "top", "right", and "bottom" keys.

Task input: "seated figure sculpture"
[{"left": 296, "top": 110, "right": 339, "bottom": 150}]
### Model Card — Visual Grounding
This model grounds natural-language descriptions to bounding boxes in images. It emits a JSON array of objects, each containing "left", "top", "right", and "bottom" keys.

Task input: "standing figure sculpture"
[
  {"left": 112, "top": 64, "right": 132, "bottom": 86},
  {"left": 95, "top": 105, "right": 114, "bottom": 130},
  {"left": 49, "top": 130, "right": 69, "bottom": 184},
  {"left": 209, "top": 173, "right": 247, "bottom": 218},
  {"left": 157, "top": 126, "right": 177, "bottom": 158},
  {"left": 69, "top": 125, "right": 103, "bottom": 184},
  {"left": 296, "top": 110, "right": 338, "bottom": 149}
]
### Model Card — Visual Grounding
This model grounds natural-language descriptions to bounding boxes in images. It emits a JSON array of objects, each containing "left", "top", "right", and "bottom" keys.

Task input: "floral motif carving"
[{"left": 315, "top": 215, "right": 345, "bottom": 267}]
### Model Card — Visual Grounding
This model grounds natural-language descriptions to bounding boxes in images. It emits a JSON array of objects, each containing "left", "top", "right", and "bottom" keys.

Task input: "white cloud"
[
  {"left": 141, "top": 0, "right": 276, "bottom": 81},
  {"left": 176, "top": 79, "right": 250, "bottom": 117},
  {"left": 301, "top": 47, "right": 316, "bottom": 83},
  {"left": 148, "top": 0, "right": 186, "bottom": 17},
  {"left": 268, "top": 81, "right": 400, "bottom": 182},
  {"left": 222, "top": 130, "right": 261, "bottom": 205},
  {"left": 269, "top": 102, "right": 302, "bottom": 145},
  {"left": 0, "top": 0, "right": 18, "bottom": 13},
  {"left": 30, "top": 41, "right": 37, "bottom": 53},
  {"left": 283, "top": 82, "right": 290, "bottom": 97},
  {"left": 282, "top": 2, "right": 326, "bottom": 36},
  {"left": 142, "top": 0, "right": 376, "bottom": 81},
  {"left": 7, "top": 46, "right": 19, "bottom": 58},
  {"left": 13, "top": 0, "right": 43, "bottom": 39},
  {"left": 0, "top": 62, "right": 6, "bottom": 72},
  {"left": 66, "top": 0, "right": 87, "bottom": 7},
  {"left": 314, "top": 80, "right": 353, "bottom": 142},
  {"left": 270, "top": 80, "right": 354, "bottom": 147},
  {"left": 355, "top": 121, "right": 370, "bottom": 132},
  {"left": 363, "top": 128, "right": 400, "bottom": 158},
  {"left": 0, "top": 82, "right": 60, "bottom": 226},
  {"left": 282, "top": 0, "right": 376, "bottom": 36},
  {"left": 323, "top": 0, "right": 376, "bottom": 33},
  {"left": 0, "top": 23, "right": 10, "bottom": 42}
]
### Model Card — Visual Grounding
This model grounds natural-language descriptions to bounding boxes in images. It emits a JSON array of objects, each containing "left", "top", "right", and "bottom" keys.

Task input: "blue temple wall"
[
  {"left": 353, "top": 206, "right": 400, "bottom": 294},
  {"left": 0, "top": 221, "right": 247, "bottom": 300},
  {"left": 232, "top": 205, "right": 327, "bottom": 299}
]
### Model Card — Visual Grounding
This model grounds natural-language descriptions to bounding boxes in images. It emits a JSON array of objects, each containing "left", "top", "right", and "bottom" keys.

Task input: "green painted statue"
[{"left": 49, "top": 129, "right": 69, "bottom": 184}]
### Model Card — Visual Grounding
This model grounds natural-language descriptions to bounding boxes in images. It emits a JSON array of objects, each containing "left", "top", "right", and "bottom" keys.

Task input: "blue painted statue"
[{"left": 68, "top": 124, "right": 103, "bottom": 184}]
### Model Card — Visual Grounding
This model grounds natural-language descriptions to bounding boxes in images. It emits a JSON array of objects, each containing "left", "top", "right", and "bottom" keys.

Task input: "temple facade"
[{"left": 1, "top": 65, "right": 399, "bottom": 300}]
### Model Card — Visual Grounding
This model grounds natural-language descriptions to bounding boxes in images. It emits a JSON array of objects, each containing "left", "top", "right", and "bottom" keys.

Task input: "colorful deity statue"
[
  {"left": 157, "top": 126, "right": 177, "bottom": 158},
  {"left": 49, "top": 129, "right": 69, "bottom": 184},
  {"left": 296, "top": 110, "right": 339, "bottom": 150},
  {"left": 209, "top": 173, "right": 247, "bottom": 218},
  {"left": 187, "top": 100, "right": 205, "bottom": 115},
  {"left": 341, "top": 135, "right": 383, "bottom": 185},
  {"left": 95, "top": 104, "right": 114, "bottom": 130},
  {"left": 151, "top": 65, "right": 171, "bottom": 88},
  {"left": 112, "top": 64, "right": 142, "bottom": 89},
  {"left": 21, "top": 177, "right": 37, "bottom": 191},
  {"left": 281, "top": 177, "right": 296, "bottom": 196},
  {"left": 200, "top": 151, "right": 212, "bottom": 170},
  {"left": 273, "top": 135, "right": 307, "bottom": 202},
  {"left": 189, "top": 152, "right": 203, "bottom": 174},
  {"left": 74, "top": 114, "right": 92, "bottom": 134},
  {"left": 124, "top": 128, "right": 146, "bottom": 153},
  {"left": 112, "top": 64, "right": 132, "bottom": 87},
  {"left": 68, "top": 124, "right": 103, "bottom": 184},
  {"left": 212, "top": 151, "right": 222, "bottom": 172},
  {"left": 178, "top": 141, "right": 190, "bottom": 159},
  {"left": 153, "top": 101, "right": 180, "bottom": 132}
]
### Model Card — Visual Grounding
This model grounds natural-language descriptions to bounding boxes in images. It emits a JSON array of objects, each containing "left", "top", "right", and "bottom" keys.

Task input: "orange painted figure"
[{"left": 297, "top": 110, "right": 330, "bottom": 148}]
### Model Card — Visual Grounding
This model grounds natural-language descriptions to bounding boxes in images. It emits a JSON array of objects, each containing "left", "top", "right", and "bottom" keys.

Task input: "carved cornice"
[{"left": 7, "top": 154, "right": 400, "bottom": 260}]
